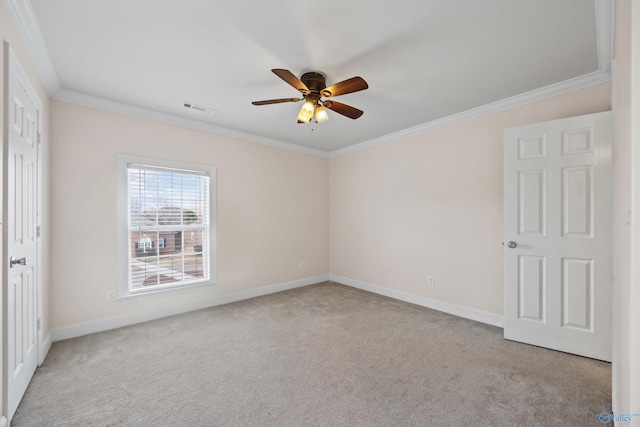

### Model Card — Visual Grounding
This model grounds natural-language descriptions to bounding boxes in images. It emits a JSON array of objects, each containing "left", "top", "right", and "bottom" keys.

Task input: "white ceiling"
[{"left": 17, "top": 0, "right": 609, "bottom": 154}]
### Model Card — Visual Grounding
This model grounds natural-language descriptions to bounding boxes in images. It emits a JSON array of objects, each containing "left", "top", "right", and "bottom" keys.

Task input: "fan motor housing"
[{"left": 300, "top": 72, "right": 326, "bottom": 94}]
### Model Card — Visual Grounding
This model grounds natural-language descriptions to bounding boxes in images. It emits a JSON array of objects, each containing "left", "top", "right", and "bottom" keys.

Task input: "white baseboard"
[
  {"left": 39, "top": 331, "right": 53, "bottom": 364},
  {"left": 52, "top": 274, "right": 329, "bottom": 342},
  {"left": 330, "top": 274, "right": 504, "bottom": 328},
  {"left": 51, "top": 274, "right": 502, "bottom": 342}
]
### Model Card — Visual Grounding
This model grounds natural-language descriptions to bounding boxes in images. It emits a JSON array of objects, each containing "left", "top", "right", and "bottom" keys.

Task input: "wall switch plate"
[
  {"left": 298, "top": 262, "right": 304, "bottom": 270},
  {"left": 107, "top": 290, "right": 117, "bottom": 301}
]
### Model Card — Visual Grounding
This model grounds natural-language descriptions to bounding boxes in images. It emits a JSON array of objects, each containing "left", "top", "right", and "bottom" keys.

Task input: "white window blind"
[{"left": 127, "top": 164, "right": 211, "bottom": 291}]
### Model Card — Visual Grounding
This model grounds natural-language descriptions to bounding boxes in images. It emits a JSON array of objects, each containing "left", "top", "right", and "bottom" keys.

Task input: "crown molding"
[
  {"left": 9, "top": 0, "right": 612, "bottom": 160},
  {"left": 7, "top": 0, "right": 328, "bottom": 158},
  {"left": 53, "top": 89, "right": 331, "bottom": 158},
  {"left": 5, "top": 0, "right": 60, "bottom": 94},
  {"left": 330, "top": 0, "right": 612, "bottom": 158},
  {"left": 329, "top": 69, "right": 611, "bottom": 158}
]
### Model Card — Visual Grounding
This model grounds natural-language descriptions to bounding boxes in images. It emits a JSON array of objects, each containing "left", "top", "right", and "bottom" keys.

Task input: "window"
[
  {"left": 137, "top": 235, "right": 153, "bottom": 251},
  {"left": 118, "top": 155, "right": 216, "bottom": 297}
]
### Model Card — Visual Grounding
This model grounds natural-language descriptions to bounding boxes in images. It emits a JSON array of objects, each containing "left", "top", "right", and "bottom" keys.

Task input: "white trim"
[
  {"left": 595, "top": 0, "right": 613, "bottom": 77},
  {"left": 611, "top": 55, "right": 619, "bottom": 412},
  {"left": 35, "top": 84, "right": 46, "bottom": 373},
  {"left": 53, "top": 70, "right": 612, "bottom": 161},
  {"left": 5, "top": 0, "right": 60, "bottom": 94},
  {"left": 0, "top": 416, "right": 7, "bottom": 427},
  {"left": 329, "top": 70, "right": 610, "bottom": 158},
  {"left": 53, "top": 70, "right": 610, "bottom": 161},
  {"left": 54, "top": 89, "right": 331, "bottom": 159},
  {"left": 39, "top": 331, "right": 52, "bottom": 365},
  {"left": 629, "top": 0, "right": 640, "bottom": 412},
  {"left": 330, "top": 274, "right": 504, "bottom": 328},
  {"left": 51, "top": 274, "right": 329, "bottom": 342},
  {"left": 116, "top": 279, "right": 219, "bottom": 302}
]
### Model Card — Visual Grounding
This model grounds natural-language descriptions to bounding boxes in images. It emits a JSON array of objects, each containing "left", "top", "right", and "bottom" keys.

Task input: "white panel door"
[
  {"left": 5, "top": 51, "right": 41, "bottom": 419},
  {"left": 504, "top": 111, "right": 612, "bottom": 361}
]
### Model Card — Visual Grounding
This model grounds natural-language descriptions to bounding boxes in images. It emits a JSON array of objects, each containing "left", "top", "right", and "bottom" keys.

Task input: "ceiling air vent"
[{"left": 183, "top": 101, "right": 215, "bottom": 115}]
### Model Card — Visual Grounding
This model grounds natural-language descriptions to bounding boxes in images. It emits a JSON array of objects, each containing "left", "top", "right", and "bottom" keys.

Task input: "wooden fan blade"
[
  {"left": 321, "top": 76, "right": 368, "bottom": 97},
  {"left": 322, "top": 100, "right": 363, "bottom": 119},
  {"left": 272, "top": 69, "right": 310, "bottom": 95},
  {"left": 252, "top": 98, "right": 301, "bottom": 106}
]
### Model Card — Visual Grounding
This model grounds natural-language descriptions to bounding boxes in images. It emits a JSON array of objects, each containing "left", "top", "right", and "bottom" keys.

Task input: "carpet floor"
[{"left": 13, "top": 282, "right": 611, "bottom": 426}]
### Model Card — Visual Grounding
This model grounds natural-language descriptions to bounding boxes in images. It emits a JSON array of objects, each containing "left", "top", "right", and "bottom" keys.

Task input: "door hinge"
[
  {"left": 36, "top": 225, "right": 41, "bottom": 238},
  {"left": 37, "top": 318, "right": 42, "bottom": 331},
  {"left": 37, "top": 132, "right": 41, "bottom": 144}
]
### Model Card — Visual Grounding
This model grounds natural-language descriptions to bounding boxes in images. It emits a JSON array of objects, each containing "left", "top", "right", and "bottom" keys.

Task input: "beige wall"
[
  {"left": 1, "top": 0, "right": 52, "bottom": 418},
  {"left": 50, "top": 79, "right": 615, "bottom": 334},
  {"left": 329, "top": 82, "right": 611, "bottom": 317},
  {"left": 49, "top": 100, "right": 329, "bottom": 327}
]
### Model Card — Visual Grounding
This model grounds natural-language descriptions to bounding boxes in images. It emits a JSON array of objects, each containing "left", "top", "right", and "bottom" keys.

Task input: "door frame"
[
  {"left": 2, "top": 42, "right": 44, "bottom": 419},
  {"left": 629, "top": 0, "right": 640, "bottom": 410}
]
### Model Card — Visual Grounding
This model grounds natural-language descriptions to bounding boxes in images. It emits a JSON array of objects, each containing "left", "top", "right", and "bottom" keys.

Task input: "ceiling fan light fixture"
[
  {"left": 253, "top": 68, "right": 368, "bottom": 124},
  {"left": 315, "top": 105, "right": 329, "bottom": 123},
  {"left": 297, "top": 99, "right": 315, "bottom": 123}
]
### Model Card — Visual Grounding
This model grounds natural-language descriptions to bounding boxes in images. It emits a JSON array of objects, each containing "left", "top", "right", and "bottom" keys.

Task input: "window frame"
[{"left": 117, "top": 154, "right": 217, "bottom": 299}]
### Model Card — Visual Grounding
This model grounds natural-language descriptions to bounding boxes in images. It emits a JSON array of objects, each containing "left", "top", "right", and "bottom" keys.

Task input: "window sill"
[{"left": 116, "top": 280, "right": 218, "bottom": 303}]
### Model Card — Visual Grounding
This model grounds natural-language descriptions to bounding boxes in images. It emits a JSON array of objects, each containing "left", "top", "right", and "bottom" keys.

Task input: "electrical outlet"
[
  {"left": 298, "top": 262, "right": 304, "bottom": 271},
  {"left": 107, "top": 290, "right": 117, "bottom": 301},
  {"left": 428, "top": 276, "right": 435, "bottom": 287}
]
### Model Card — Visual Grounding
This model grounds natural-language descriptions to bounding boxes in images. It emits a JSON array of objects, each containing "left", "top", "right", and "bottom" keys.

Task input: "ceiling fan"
[{"left": 252, "top": 69, "right": 368, "bottom": 124}]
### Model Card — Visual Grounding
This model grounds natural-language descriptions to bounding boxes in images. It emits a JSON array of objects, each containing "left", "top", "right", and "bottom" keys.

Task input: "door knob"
[
  {"left": 507, "top": 241, "right": 517, "bottom": 249},
  {"left": 9, "top": 256, "right": 27, "bottom": 268}
]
